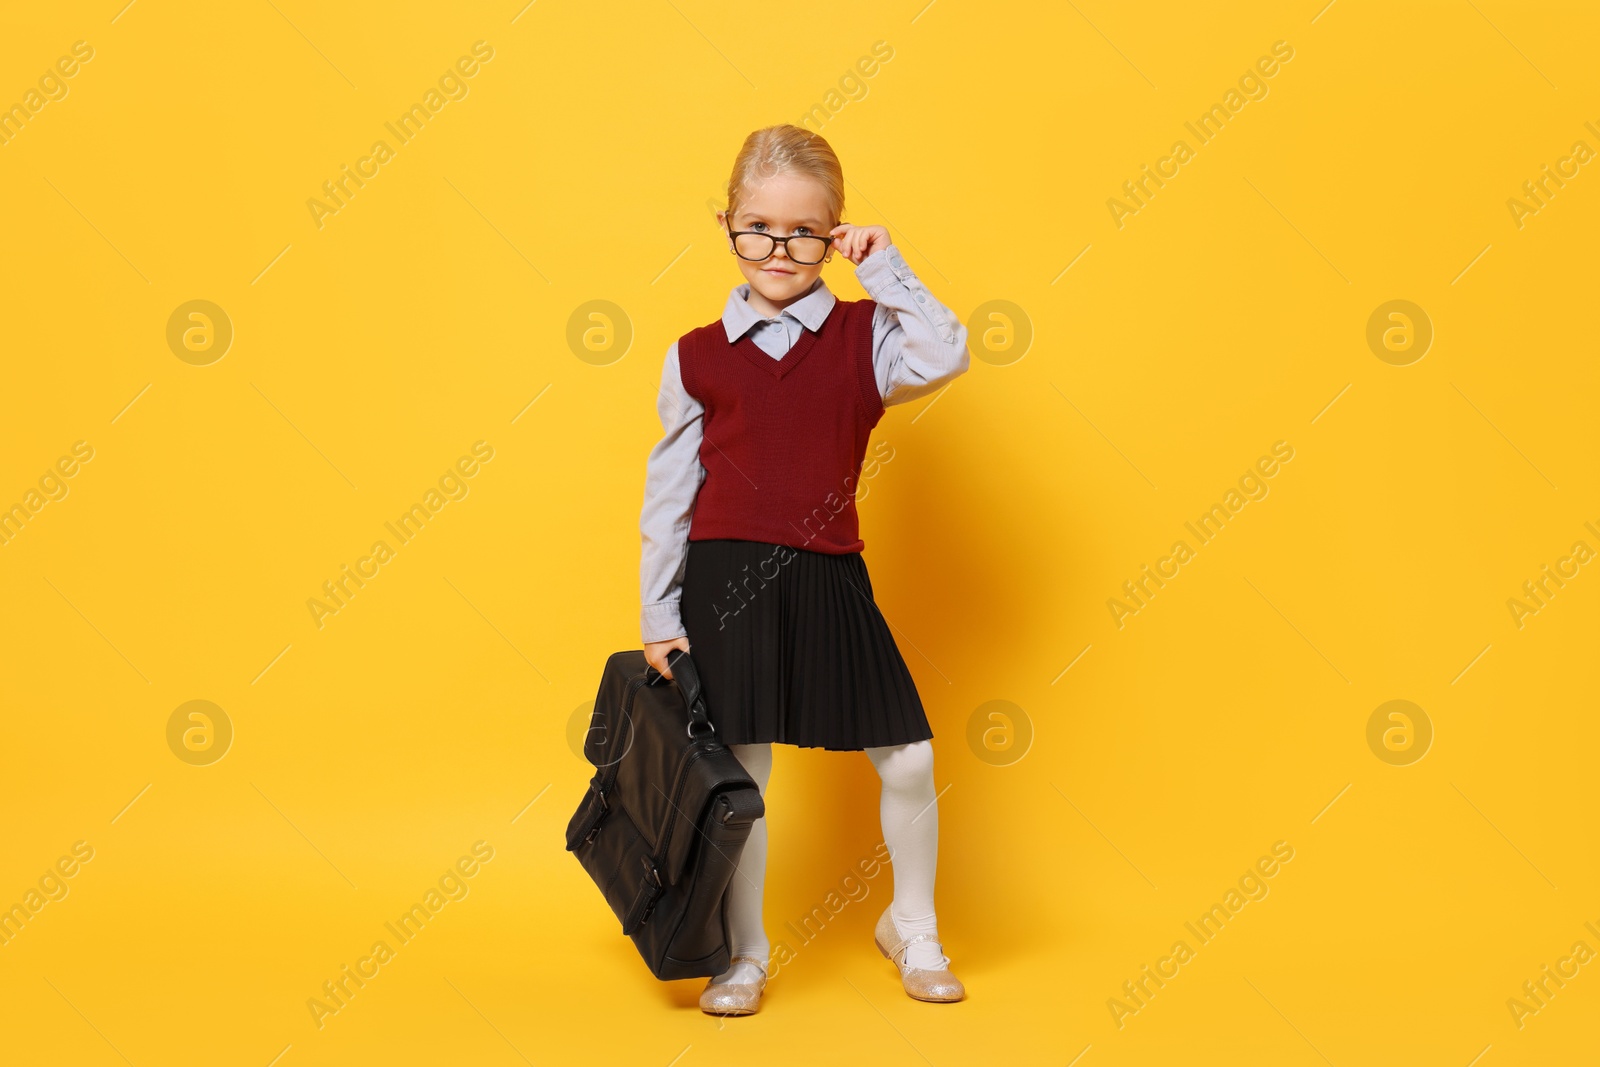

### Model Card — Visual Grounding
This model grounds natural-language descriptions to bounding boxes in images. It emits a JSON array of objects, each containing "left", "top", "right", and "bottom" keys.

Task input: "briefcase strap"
[
  {"left": 644, "top": 647, "right": 715, "bottom": 741},
  {"left": 622, "top": 854, "right": 665, "bottom": 933}
]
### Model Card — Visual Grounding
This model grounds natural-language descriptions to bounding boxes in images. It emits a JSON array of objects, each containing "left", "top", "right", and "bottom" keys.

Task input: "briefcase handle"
[{"left": 644, "top": 647, "right": 717, "bottom": 741}]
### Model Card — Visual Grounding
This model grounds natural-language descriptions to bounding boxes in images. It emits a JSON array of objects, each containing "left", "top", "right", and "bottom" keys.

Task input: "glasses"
[{"left": 725, "top": 222, "right": 834, "bottom": 265}]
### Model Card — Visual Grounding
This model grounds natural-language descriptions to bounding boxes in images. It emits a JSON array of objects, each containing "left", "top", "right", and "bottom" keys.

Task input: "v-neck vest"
[{"left": 678, "top": 297, "right": 884, "bottom": 555}]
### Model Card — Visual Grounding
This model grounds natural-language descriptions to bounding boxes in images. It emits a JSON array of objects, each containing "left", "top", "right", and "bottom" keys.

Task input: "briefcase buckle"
[
  {"left": 582, "top": 783, "right": 610, "bottom": 844},
  {"left": 638, "top": 856, "right": 665, "bottom": 924}
]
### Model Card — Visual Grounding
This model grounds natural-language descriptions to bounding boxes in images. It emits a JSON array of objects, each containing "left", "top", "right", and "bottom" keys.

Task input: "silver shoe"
[
  {"left": 873, "top": 904, "right": 965, "bottom": 1002},
  {"left": 699, "top": 953, "right": 768, "bottom": 1015}
]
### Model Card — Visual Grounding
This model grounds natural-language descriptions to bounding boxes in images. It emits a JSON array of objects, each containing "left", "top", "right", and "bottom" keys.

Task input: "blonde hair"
[{"left": 724, "top": 124, "right": 844, "bottom": 228}]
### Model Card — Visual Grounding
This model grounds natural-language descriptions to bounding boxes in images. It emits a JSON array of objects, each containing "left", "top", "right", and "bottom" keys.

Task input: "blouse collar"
[{"left": 721, "top": 275, "right": 837, "bottom": 343}]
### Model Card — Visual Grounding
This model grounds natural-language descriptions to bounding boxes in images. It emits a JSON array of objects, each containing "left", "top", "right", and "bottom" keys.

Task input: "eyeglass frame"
[{"left": 723, "top": 220, "right": 836, "bottom": 265}]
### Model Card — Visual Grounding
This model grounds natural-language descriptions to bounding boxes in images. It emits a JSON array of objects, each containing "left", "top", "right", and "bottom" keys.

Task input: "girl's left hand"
[{"left": 829, "top": 223, "right": 890, "bottom": 266}]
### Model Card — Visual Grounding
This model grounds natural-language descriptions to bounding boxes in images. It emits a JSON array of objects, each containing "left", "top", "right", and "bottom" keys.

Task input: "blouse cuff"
[
  {"left": 853, "top": 244, "right": 957, "bottom": 345},
  {"left": 641, "top": 600, "right": 686, "bottom": 644}
]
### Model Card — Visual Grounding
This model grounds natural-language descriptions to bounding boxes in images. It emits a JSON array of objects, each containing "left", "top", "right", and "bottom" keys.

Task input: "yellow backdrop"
[{"left": 2, "top": 1, "right": 1596, "bottom": 1064}]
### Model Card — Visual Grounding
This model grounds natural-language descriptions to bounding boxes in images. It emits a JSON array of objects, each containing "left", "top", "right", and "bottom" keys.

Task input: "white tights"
[{"left": 710, "top": 739, "right": 946, "bottom": 984}]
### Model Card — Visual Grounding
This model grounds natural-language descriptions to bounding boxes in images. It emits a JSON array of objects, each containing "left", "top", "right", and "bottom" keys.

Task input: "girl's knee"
[{"left": 868, "top": 739, "right": 933, "bottom": 789}]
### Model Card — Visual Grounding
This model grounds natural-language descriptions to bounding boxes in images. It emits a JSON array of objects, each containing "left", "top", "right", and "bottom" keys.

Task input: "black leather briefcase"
[{"left": 565, "top": 647, "right": 765, "bottom": 981}]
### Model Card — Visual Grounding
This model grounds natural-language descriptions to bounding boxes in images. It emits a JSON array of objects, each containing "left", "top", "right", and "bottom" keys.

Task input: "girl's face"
[{"left": 717, "top": 171, "right": 836, "bottom": 310}]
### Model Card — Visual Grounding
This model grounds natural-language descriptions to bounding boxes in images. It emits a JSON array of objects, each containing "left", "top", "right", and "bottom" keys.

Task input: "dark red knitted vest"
[{"left": 678, "top": 297, "right": 884, "bottom": 554}]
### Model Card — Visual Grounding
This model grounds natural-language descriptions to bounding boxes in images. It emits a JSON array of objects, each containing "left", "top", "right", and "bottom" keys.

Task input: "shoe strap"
[
  {"left": 888, "top": 931, "right": 951, "bottom": 971},
  {"left": 728, "top": 953, "right": 768, "bottom": 977}
]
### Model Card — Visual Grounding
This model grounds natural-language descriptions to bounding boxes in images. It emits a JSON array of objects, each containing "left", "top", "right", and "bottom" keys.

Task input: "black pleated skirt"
[{"left": 679, "top": 538, "right": 934, "bottom": 751}]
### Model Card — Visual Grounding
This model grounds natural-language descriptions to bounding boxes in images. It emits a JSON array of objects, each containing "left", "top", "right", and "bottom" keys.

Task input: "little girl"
[{"left": 639, "top": 124, "right": 970, "bottom": 1015}]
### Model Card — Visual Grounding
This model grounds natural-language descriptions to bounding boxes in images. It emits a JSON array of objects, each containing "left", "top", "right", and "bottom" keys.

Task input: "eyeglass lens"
[{"left": 733, "top": 233, "right": 829, "bottom": 264}]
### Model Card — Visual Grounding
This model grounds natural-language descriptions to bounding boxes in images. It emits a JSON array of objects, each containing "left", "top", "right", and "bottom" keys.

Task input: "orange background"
[{"left": 1, "top": 1, "right": 1596, "bottom": 1064}]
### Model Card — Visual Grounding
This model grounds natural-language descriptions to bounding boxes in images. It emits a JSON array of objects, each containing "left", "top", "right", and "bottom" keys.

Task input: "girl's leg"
[
  {"left": 864, "top": 739, "right": 947, "bottom": 969},
  {"left": 710, "top": 741, "right": 773, "bottom": 985}
]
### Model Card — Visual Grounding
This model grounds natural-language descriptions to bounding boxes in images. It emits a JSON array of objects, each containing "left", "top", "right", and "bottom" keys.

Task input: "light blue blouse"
[{"left": 640, "top": 243, "right": 970, "bottom": 643}]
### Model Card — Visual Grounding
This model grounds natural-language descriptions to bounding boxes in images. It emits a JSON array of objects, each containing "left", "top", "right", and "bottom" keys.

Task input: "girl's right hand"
[{"left": 644, "top": 636, "right": 690, "bottom": 679}]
